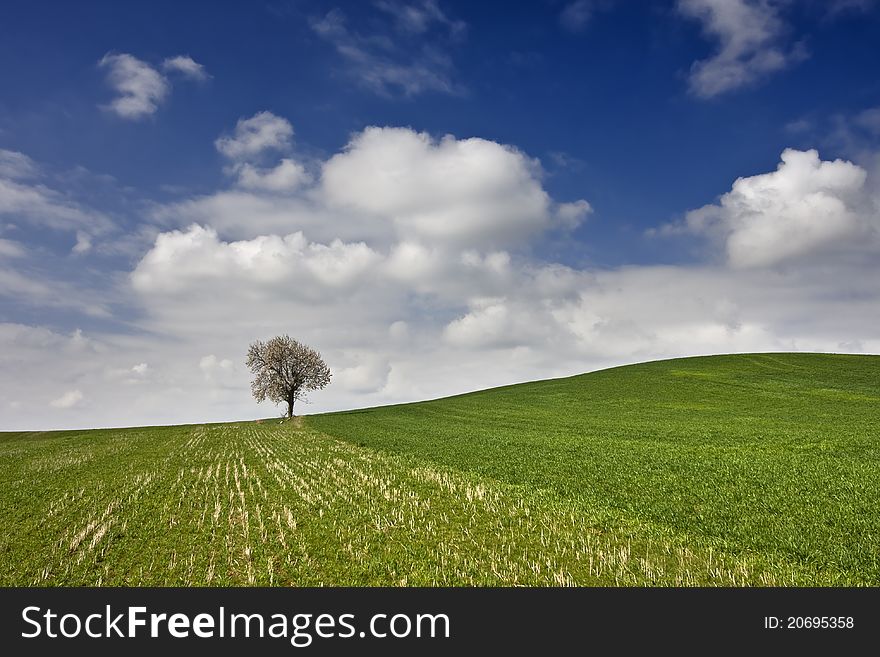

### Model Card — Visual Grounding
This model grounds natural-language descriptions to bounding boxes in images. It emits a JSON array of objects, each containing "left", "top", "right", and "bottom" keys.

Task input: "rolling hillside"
[
  {"left": 310, "top": 353, "right": 880, "bottom": 584},
  {"left": 2, "top": 353, "right": 877, "bottom": 585}
]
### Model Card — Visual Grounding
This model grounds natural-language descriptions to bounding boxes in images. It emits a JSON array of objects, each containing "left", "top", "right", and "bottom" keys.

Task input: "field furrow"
[{"left": 0, "top": 412, "right": 863, "bottom": 585}]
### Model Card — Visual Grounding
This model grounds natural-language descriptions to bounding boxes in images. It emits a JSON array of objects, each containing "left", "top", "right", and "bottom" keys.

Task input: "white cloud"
[
  {"left": 149, "top": 190, "right": 338, "bottom": 242},
  {"left": 104, "top": 361, "right": 152, "bottom": 385},
  {"left": 559, "top": 1, "right": 593, "bottom": 32},
  {"left": 162, "top": 55, "right": 209, "bottom": 80},
  {"left": 0, "top": 149, "right": 119, "bottom": 277},
  {"left": 0, "top": 324, "right": 98, "bottom": 356},
  {"left": 72, "top": 231, "right": 92, "bottom": 254},
  {"left": 383, "top": 240, "right": 445, "bottom": 284},
  {"left": 556, "top": 199, "right": 592, "bottom": 229},
  {"left": 119, "top": 130, "right": 880, "bottom": 428},
  {"left": 215, "top": 111, "right": 294, "bottom": 161},
  {"left": 119, "top": 234, "right": 880, "bottom": 428},
  {"left": 99, "top": 53, "right": 207, "bottom": 120},
  {"left": 0, "top": 267, "right": 111, "bottom": 316},
  {"left": 855, "top": 107, "right": 880, "bottom": 136},
  {"left": 156, "top": 124, "right": 568, "bottom": 250},
  {"left": 199, "top": 354, "right": 234, "bottom": 381},
  {"left": 0, "top": 149, "right": 38, "bottom": 180},
  {"left": 131, "top": 224, "right": 381, "bottom": 296},
  {"left": 389, "top": 320, "right": 410, "bottom": 340},
  {"left": 374, "top": 0, "right": 466, "bottom": 36},
  {"left": 681, "top": 149, "right": 873, "bottom": 267},
  {"left": 5, "top": 117, "right": 880, "bottom": 431},
  {"left": 0, "top": 238, "right": 25, "bottom": 258},
  {"left": 0, "top": 177, "right": 113, "bottom": 234},
  {"left": 322, "top": 127, "right": 552, "bottom": 247},
  {"left": 50, "top": 389, "right": 83, "bottom": 409},
  {"left": 825, "top": 0, "right": 877, "bottom": 15},
  {"left": 443, "top": 298, "right": 517, "bottom": 348},
  {"left": 99, "top": 53, "right": 170, "bottom": 119},
  {"left": 677, "top": 0, "right": 806, "bottom": 98},
  {"left": 335, "top": 355, "right": 391, "bottom": 393},
  {"left": 234, "top": 159, "right": 310, "bottom": 191},
  {"left": 310, "top": 7, "right": 461, "bottom": 97}
]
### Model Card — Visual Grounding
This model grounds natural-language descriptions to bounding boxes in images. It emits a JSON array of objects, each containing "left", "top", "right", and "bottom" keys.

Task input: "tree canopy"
[{"left": 246, "top": 336, "right": 331, "bottom": 418}]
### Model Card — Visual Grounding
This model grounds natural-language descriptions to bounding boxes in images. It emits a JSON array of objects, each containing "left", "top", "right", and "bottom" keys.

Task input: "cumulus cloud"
[
  {"left": 117, "top": 129, "right": 880, "bottom": 428},
  {"left": 215, "top": 111, "right": 294, "bottom": 161},
  {"left": 154, "top": 123, "right": 576, "bottom": 249},
  {"left": 322, "top": 127, "right": 553, "bottom": 247},
  {"left": 680, "top": 149, "right": 874, "bottom": 267},
  {"left": 556, "top": 199, "right": 592, "bottom": 229},
  {"left": 50, "top": 389, "right": 84, "bottom": 409},
  {"left": 104, "top": 362, "right": 152, "bottom": 385},
  {"left": 163, "top": 55, "right": 209, "bottom": 80},
  {"left": 445, "top": 298, "right": 528, "bottom": 349},
  {"left": 389, "top": 320, "right": 410, "bottom": 341},
  {"left": 234, "top": 159, "right": 310, "bottom": 192},
  {"left": 99, "top": 53, "right": 207, "bottom": 119},
  {"left": 72, "top": 231, "right": 92, "bottom": 254},
  {"left": 5, "top": 114, "right": 880, "bottom": 431},
  {"left": 117, "top": 222, "right": 880, "bottom": 430},
  {"left": 149, "top": 190, "right": 328, "bottom": 241},
  {"left": 131, "top": 224, "right": 381, "bottom": 297},
  {"left": 199, "top": 354, "right": 235, "bottom": 385},
  {"left": 677, "top": 0, "right": 806, "bottom": 98},
  {"left": 212, "top": 112, "right": 309, "bottom": 191},
  {"left": 99, "top": 53, "right": 170, "bottom": 119},
  {"left": 335, "top": 355, "right": 392, "bottom": 393}
]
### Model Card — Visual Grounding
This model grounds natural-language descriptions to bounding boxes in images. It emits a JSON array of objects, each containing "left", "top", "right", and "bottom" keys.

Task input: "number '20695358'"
[{"left": 764, "top": 616, "right": 854, "bottom": 629}]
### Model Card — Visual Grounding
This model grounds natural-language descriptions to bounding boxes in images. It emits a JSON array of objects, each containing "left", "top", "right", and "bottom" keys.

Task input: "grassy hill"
[{"left": 2, "top": 353, "right": 878, "bottom": 585}]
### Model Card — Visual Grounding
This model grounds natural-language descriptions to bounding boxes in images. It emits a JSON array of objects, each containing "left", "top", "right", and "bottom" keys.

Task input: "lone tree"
[{"left": 246, "top": 335, "right": 331, "bottom": 419}]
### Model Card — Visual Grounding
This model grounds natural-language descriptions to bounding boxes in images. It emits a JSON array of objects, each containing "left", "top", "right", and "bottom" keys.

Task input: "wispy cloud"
[
  {"left": 0, "top": 177, "right": 113, "bottom": 234},
  {"left": 824, "top": 0, "right": 877, "bottom": 16},
  {"left": 0, "top": 149, "right": 39, "bottom": 180},
  {"left": 677, "top": 0, "right": 806, "bottom": 98},
  {"left": 5, "top": 114, "right": 880, "bottom": 429},
  {"left": 559, "top": 1, "right": 594, "bottom": 32},
  {"left": 374, "top": 0, "right": 466, "bottom": 37},
  {"left": 310, "top": 2, "right": 465, "bottom": 97},
  {"left": 0, "top": 238, "right": 26, "bottom": 258}
]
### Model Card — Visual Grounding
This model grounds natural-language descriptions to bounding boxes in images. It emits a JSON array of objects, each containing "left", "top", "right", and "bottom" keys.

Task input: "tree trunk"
[{"left": 287, "top": 398, "right": 294, "bottom": 419}]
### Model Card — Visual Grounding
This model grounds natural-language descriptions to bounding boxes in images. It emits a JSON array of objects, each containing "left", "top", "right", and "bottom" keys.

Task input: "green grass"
[
  {"left": 310, "top": 353, "right": 880, "bottom": 585},
  {"left": 1, "top": 353, "right": 878, "bottom": 585}
]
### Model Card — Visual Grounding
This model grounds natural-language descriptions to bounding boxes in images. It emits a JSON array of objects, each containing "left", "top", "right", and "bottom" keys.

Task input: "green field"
[{"left": 2, "top": 353, "right": 878, "bottom": 585}]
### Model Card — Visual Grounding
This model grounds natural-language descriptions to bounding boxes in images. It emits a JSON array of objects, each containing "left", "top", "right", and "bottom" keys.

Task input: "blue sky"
[{"left": 2, "top": 0, "right": 880, "bottom": 429}]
